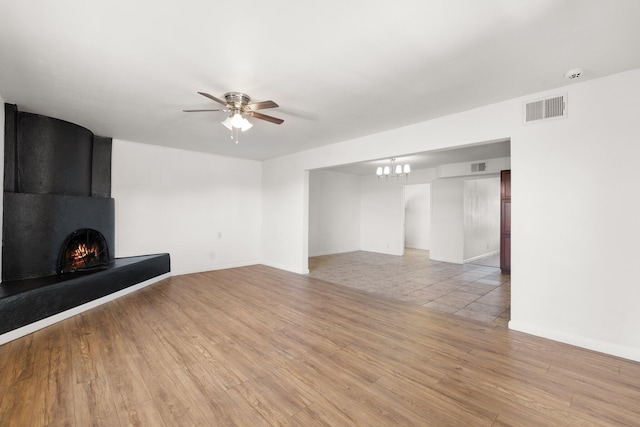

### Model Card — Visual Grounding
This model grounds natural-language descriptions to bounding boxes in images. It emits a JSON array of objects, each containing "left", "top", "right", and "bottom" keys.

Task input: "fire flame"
[{"left": 69, "top": 242, "right": 99, "bottom": 268}]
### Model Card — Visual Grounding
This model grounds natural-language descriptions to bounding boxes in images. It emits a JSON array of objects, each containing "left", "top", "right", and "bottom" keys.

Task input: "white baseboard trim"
[
  {"left": 177, "top": 260, "right": 310, "bottom": 276},
  {"left": 261, "top": 261, "right": 309, "bottom": 275},
  {"left": 464, "top": 250, "right": 500, "bottom": 263},
  {"left": 405, "top": 245, "right": 430, "bottom": 251},
  {"left": 509, "top": 320, "right": 640, "bottom": 363},
  {"left": 308, "top": 248, "right": 360, "bottom": 257},
  {"left": 171, "top": 259, "right": 261, "bottom": 276},
  {"left": 429, "top": 256, "right": 463, "bottom": 264},
  {"left": 359, "top": 249, "right": 404, "bottom": 257},
  {"left": 0, "top": 272, "right": 171, "bottom": 346}
]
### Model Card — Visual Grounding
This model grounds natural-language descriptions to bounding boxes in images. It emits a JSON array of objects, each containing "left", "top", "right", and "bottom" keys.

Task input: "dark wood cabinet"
[{"left": 500, "top": 170, "right": 511, "bottom": 273}]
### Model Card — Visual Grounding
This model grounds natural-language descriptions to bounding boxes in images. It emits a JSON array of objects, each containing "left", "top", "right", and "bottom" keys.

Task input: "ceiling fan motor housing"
[{"left": 224, "top": 92, "right": 251, "bottom": 109}]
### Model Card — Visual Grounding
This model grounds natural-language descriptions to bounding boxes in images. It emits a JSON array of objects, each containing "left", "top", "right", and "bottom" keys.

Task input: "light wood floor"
[{"left": 1, "top": 265, "right": 639, "bottom": 426}]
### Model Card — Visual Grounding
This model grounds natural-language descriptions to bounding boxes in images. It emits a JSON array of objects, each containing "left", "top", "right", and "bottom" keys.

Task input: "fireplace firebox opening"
[{"left": 59, "top": 228, "right": 110, "bottom": 274}]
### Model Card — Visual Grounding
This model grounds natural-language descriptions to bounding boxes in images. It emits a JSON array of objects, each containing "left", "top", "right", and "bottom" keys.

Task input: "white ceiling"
[{"left": 1, "top": 1, "right": 639, "bottom": 161}]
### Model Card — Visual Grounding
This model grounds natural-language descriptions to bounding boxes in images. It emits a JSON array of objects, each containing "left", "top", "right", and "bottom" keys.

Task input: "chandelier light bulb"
[
  {"left": 383, "top": 165, "right": 390, "bottom": 175},
  {"left": 403, "top": 164, "right": 411, "bottom": 174},
  {"left": 376, "top": 167, "right": 383, "bottom": 176}
]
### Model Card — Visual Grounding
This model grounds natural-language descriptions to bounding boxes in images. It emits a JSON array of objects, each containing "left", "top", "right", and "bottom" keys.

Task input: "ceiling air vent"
[
  {"left": 523, "top": 93, "right": 567, "bottom": 123},
  {"left": 471, "top": 162, "right": 486, "bottom": 172}
]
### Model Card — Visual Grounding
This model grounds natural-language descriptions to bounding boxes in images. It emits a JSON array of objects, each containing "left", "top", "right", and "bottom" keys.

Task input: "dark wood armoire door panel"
[{"left": 502, "top": 200, "right": 511, "bottom": 234}]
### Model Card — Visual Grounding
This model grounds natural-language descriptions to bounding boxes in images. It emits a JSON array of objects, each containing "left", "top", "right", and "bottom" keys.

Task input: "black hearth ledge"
[{"left": 0, "top": 253, "right": 170, "bottom": 335}]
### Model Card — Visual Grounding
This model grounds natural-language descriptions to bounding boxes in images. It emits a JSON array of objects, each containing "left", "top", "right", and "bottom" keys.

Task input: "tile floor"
[{"left": 308, "top": 249, "right": 510, "bottom": 327}]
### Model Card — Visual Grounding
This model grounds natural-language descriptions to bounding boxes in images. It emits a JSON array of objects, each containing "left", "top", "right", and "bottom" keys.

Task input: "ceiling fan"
[{"left": 184, "top": 92, "right": 284, "bottom": 143}]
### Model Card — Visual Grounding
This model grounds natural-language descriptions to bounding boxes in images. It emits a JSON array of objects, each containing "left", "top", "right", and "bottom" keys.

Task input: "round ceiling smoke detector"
[{"left": 565, "top": 68, "right": 583, "bottom": 80}]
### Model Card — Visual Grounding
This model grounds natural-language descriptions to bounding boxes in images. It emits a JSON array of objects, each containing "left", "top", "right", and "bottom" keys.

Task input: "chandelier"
[{"left": 376, "top": 158, "right": 411, "bottom": 180}]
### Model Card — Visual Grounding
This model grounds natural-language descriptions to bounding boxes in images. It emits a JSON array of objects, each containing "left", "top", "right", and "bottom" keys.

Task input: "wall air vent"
[
  {"left": 471, "top": 162, "right": 486, "bottom": 173},
  {"left": 523, "top": 93, "right": 567, "bottom": 123}
]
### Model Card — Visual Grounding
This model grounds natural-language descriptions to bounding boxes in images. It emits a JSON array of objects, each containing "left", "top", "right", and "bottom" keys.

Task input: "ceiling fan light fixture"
[
  {"left": 221, "top": 116, "right": 233, "bottom": 130},
  {"left": 240, "top": 118, "right": 253, "bottom": 132},
  {"left": 186, "top": 91, "right": 283, "bottom": 144},
  {"left": 231, "top": 112, "right": 245, "bottom": 128}
]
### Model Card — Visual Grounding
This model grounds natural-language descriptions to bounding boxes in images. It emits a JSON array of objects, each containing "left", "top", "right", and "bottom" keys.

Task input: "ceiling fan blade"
[
  {"left": 251, "top": 112, "right": 284, "bottom": 125},
  {"left": 183, "top": 109, "right": 224, "bottom": 112},
  {"left": 246, "top": 100, "right": 279, "bottom": 110},
  {"left": 197, "top": 92, "right": 228, "bottom": 106}
]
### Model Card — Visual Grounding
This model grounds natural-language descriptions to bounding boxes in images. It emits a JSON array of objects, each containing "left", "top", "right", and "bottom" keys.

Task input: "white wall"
[
  {"left": 511, "top": 70, "right": 640, "bottom": 361},
  {"left": 261, "top": 159, "right": 309, "bottom": 273},
  {"left": 430, "top": 175, "right": 501, "bottom": 264},
  {"left": 359, "top": 174, "right": 405, "bottom": 255},
  {"left": 404, "top": 183, "right": 430, "bottom": 250},
  {"left": 308, "top": 168, "right": 434, "bottom": 258},
  {"left": 430, "top": 178, "right": 464, "bottom": 263},
  {"left": 112, "top": 139, "right": 262, "bottom": 276},
  {"left": 358, "top": 168, "right": 437, "bottom": 256},
  {"left": 308, "top": 170, "right": 361, "bottom": 256},
  {"left": 262, "top": 68, "right": 640, "bottom": 361},
  {"left": 463, "top": 177, "right": 500, "bottom": 261}
]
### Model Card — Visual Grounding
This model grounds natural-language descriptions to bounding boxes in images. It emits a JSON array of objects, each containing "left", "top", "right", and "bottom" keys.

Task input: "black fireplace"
[
  {"left": 0, "top": 103, "right": 171, "bottom": 337},
  {"left": 2, "top": 104, "right": 115, "bottom": 281}
]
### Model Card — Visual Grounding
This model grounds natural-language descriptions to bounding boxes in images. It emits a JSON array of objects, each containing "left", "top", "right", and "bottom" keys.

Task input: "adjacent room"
[
  {"left": 307, "top": 141, "right": 510, "bottom": 325},
  {"left": 1, "top": 1, "right": 640, "bottom": 425}
]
